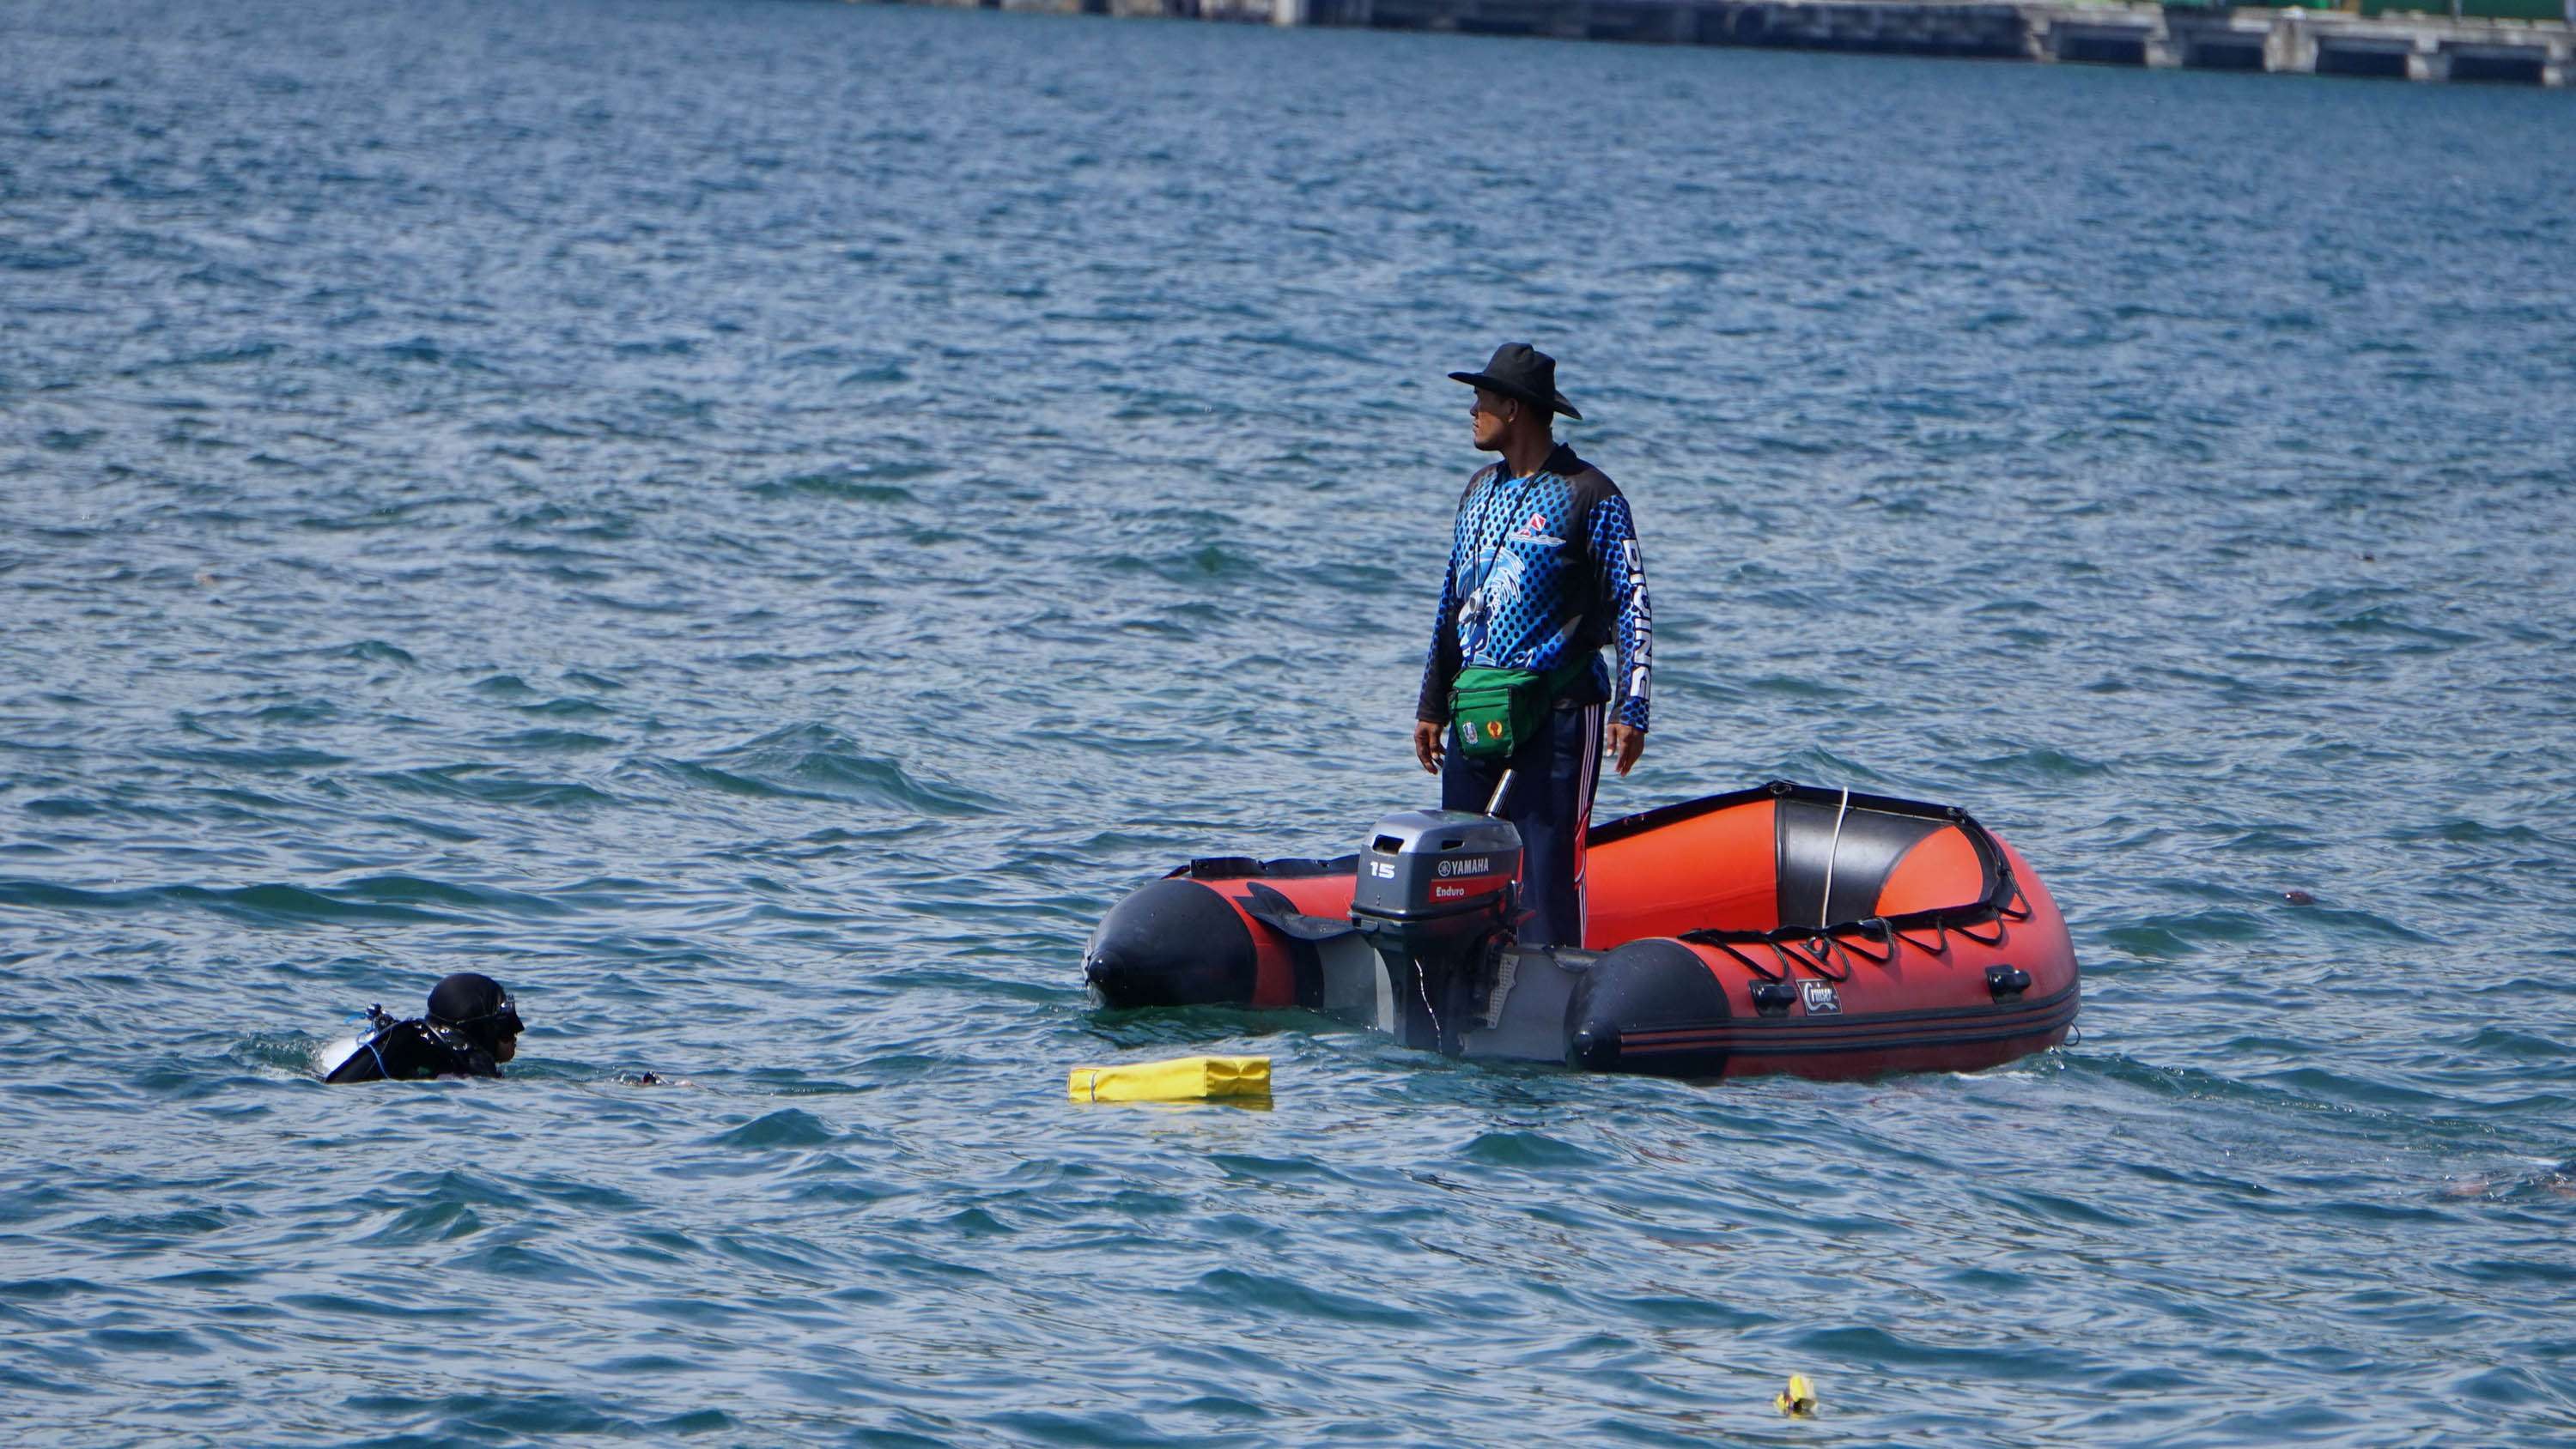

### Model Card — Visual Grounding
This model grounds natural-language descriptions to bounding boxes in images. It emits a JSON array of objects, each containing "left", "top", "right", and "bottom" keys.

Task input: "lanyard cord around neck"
[{"left": 1479, "top": 467, "right": 1546, "bottom": 565}]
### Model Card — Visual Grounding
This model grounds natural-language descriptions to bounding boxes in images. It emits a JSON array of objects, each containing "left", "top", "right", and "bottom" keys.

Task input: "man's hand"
[
  {"left": 1607, "top": 723, "right": 1645, "bottom": 776},
  {"left": 1413, "top": 719, "right": 1446, "bottom": 774}
]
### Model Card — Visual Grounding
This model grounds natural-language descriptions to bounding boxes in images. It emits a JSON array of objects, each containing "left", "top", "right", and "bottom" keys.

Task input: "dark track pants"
[{"left": 1440, "top": 699, "right": 1606, "bottom": 950}]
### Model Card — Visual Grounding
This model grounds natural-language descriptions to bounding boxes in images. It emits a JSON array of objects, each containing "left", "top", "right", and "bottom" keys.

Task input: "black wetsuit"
[{"left": 324, "top": 1018, "right": 501, "bottom": 1083}]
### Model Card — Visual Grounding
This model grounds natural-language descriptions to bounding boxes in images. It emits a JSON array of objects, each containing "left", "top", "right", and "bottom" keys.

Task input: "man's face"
[
  {"left": 1470, "top": 388, "right": 1514, "bottom": 451},
  {"left": 494, "top": 1033, "right": 519, "bottom": 1064}
]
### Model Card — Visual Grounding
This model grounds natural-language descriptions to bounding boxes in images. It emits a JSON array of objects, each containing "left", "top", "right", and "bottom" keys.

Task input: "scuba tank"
[{"left": 316, "top": 1004, "right": 402, "bottom": 1083}]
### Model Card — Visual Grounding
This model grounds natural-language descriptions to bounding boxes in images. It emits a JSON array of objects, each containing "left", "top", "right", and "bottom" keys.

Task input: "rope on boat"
[{"left": 1817, "top": 785, "right": 1850, "bottom": 931}]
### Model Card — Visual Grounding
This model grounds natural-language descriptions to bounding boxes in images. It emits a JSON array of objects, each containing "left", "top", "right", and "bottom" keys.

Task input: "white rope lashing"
[{"left": 1818, "top": 786, "right": 1851, "bottom": 931}]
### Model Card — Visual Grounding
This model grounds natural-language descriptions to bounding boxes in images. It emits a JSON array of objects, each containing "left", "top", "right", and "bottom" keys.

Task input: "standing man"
[{"left": 1413, "top": 343, "right": 1652, "bottom": 951}]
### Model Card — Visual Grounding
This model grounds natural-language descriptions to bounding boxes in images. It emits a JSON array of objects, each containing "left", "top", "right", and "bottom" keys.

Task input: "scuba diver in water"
[{"left": 320, "top": 973, "right": 524, "bottom": 1083}]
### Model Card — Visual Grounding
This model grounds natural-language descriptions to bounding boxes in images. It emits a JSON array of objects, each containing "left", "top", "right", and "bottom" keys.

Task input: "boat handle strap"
[
  {"left": 1953, "top": 912, "right": 2007, "bottom": 947},
  {"left": 1838, "top": 918, "right": 1895, "bottom": 966},
  {"left": 1796, "top": 931, "right": 1852, "bottom": 982},
  {"left": 1999, "top": 879, "right": 2032, "bottom": 921},
  {"left": 1698, "top": 937, "right": 1789, "bottom": 982}
]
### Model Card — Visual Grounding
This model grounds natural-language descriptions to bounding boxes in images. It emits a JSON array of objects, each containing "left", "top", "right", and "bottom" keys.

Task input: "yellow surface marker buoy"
[
  {"left": 1068, "top": 1055, "right": 1271, "bottom": 1104},
  {"left": 1777, "top": 1373, "right": 1818, "bottom": 1417}
]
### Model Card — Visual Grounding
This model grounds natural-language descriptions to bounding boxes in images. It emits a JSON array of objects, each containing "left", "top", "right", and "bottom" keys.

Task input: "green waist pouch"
[{"left": 1449, "top": 658, "right": 1594, "bottom": 762}]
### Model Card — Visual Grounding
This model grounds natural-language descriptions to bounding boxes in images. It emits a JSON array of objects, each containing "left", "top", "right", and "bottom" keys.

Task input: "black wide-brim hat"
[{"left": 1449, "top": 342, "right": 1581, "bottom": 421}]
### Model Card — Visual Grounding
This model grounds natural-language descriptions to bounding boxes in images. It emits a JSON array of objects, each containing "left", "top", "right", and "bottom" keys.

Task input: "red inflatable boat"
[{"left": 1084, "top": 780, "right": 2077, "bottom": 1081}]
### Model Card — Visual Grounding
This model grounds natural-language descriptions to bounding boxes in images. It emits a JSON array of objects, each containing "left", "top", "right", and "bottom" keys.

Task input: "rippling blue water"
[{"left": 4, "top": 0, "right": 2573, "bottom": 1442}]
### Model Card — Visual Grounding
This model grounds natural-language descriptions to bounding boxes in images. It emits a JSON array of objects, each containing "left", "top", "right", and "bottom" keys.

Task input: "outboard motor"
[{"left": 1350, "top": 809, "right": 1522, "bottom": 1053}]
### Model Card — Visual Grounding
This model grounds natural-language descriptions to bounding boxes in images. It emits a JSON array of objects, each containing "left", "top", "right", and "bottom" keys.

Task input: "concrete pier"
[
  {"left": 914, "top": 0, "right": 2575, "bottom": 87},
  {"left": 2024, "top": 4, "right": 2573, "bottom": 82},
  {"left": 1328, "top": 0, "right": 2576, "bottom": 84}
]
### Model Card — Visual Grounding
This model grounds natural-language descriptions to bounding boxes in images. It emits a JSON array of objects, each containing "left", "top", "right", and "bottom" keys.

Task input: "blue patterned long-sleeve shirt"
[{"left": 1416, "top": 445, "right": 1653, "bottom": 733}]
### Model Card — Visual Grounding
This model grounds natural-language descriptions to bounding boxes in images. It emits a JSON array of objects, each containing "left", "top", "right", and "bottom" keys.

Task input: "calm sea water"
[{"left": 4, "top": 0, "right": 2573, "bottom": 1442}]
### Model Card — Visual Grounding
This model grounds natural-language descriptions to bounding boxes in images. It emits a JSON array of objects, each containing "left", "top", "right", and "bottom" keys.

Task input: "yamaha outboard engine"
[{"left": 1350, "top": 809, "right": 1522, "bottom": 1053}]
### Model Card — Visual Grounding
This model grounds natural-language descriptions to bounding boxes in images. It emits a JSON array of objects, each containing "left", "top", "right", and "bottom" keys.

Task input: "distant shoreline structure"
[{"left": 874, "top": 0, "right": 2574, "bottom": 87}]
